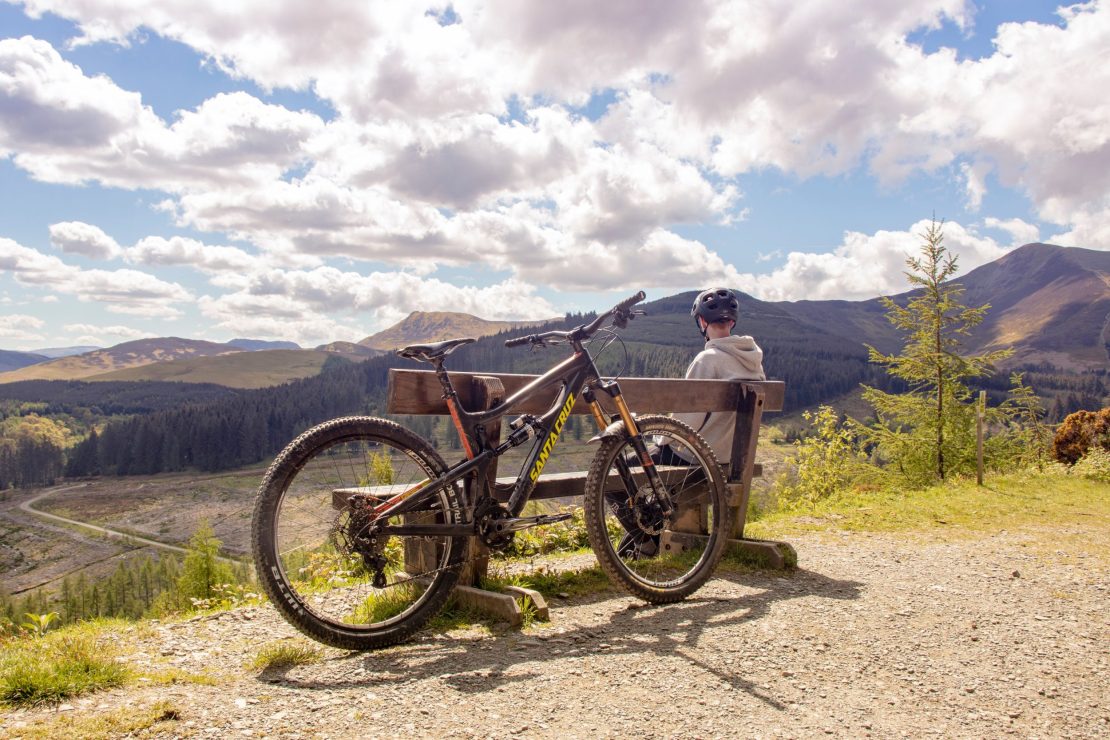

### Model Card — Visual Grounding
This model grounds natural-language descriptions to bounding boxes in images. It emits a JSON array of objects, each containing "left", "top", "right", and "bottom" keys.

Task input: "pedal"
[{"left": 491, "top": 512, "right": 573, "bottom": 534}]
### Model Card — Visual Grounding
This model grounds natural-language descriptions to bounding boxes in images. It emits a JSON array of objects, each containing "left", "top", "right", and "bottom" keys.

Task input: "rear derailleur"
[{"left": 338, "top": 493, "right": 391, "bottom": 588}]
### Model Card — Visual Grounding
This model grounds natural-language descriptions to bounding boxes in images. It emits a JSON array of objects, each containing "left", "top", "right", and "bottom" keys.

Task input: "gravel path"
[{"left": 4, "top": 526, "right": 1107, "bottom": 738}]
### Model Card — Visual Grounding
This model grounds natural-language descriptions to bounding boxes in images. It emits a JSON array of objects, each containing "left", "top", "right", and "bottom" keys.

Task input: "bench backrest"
[
  {"left": 387, "top": 369, "right": 783, "bottom": 416},
  {"left": 386, "top": 369, "right": 782, "bottom": 486}
]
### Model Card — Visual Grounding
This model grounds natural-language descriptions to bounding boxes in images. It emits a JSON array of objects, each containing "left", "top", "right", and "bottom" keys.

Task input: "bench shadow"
[{"left": 261, "top": 565, "right": 863, "bottom": 710}]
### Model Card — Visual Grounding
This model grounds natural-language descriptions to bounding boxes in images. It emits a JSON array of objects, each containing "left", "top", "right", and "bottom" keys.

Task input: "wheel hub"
[
  {"left": 338, "top": 493, "right": 391, "bottom": 584},
  {"left": 633, "top": 484, "right": 668, "bottom": 535}
]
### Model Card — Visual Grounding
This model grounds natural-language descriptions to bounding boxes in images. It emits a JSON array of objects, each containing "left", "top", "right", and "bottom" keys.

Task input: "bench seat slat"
[{"left": 332, "top": 463, "right": 762, "bottom": 509}]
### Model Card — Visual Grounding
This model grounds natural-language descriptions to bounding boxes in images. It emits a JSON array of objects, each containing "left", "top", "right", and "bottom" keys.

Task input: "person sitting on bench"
[{"left": 609, "top": 287, "right": 766, "bottom": 558}]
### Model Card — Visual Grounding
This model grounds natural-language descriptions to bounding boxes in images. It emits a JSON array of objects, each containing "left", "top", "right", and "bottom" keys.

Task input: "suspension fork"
[{"left": 585, "top": 385, "right": 674, "bottom": 517}]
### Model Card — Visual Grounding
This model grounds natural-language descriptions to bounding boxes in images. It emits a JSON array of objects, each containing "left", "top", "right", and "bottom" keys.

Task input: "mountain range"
[
  {"left": 0, "top": 243, "right": 1106, "bottom": 388},
  {"left": 779, "top": 243, "right": 1109, "bottom": 370}
]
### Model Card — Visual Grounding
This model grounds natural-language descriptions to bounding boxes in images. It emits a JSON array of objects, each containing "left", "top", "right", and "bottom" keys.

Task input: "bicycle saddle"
[{"left": 396, "top": 337, "right": 476, "bottom": 363}]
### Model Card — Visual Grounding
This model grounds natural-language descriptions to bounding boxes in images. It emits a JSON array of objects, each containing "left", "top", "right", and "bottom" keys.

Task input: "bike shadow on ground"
[{"left": 262, "top": 565, "right": 863, "bottom": 710}]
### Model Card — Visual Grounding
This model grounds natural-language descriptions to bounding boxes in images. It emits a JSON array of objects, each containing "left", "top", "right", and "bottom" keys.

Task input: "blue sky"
[{"left": 1, "top": 1, "right": 1107, "bottom": 350}]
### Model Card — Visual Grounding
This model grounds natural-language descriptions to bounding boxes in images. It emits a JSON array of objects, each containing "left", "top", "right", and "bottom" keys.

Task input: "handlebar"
[
  {"left": 615, "top": 290, "right": 646, "bottom": 313},
  {"left": 503, "top": 290, "right": 646, "bottom": 349}
]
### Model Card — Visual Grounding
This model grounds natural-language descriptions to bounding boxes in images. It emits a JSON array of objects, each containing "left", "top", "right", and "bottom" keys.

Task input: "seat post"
[{"left": 432, "top": 360, "right": 456, "bottom": 399}]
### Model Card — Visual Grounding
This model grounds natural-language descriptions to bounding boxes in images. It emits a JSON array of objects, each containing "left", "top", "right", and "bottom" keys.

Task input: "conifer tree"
[
  {"left": 176, "top": 520, "right": 235, "bottom": 605},
  {"left": 862, "top": 220, "right": 1011, "bottom": 484}
]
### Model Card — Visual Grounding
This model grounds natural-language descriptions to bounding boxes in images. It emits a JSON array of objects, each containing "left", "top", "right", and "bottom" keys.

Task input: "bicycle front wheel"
[
  {"left": 583, "top": 415, "right": 729, "bottom": 603},
  {"left": 252, "top": 416, "right": 466, "bottom": 650}
]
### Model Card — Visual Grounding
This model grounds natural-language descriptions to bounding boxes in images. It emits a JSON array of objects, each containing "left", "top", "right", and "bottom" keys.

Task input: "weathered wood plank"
[
  {"left": 495, "top": 464, "right": 761, "bottom": 501},
  {"left": 387, "top": 369, "right": 784, "bottom": 415}
]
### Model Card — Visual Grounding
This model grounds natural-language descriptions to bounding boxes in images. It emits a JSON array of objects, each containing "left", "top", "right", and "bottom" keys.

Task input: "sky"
[{"left": 1, "top": 0, "right": 1108, "bottom": 351}]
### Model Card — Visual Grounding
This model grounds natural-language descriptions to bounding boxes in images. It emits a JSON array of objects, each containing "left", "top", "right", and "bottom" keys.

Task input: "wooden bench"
[{"left": 387, "top": 369, "right": 795, "bottom": 601}]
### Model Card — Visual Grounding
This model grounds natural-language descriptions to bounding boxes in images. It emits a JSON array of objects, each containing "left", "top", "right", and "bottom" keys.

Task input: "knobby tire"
[
  {"left": 252, "top": 416, "right": 465, "bottom": 650},
  {"left": 583, "top": 415, "right": 729, "bottom": 603}
]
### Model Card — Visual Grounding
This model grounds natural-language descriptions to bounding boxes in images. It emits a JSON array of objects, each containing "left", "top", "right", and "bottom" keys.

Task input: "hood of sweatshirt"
[{"left": 704, "top": 335, "right": 764, "bottom": 376}]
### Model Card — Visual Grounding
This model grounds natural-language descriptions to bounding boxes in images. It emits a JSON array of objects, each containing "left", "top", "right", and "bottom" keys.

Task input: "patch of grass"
[
  {"left": 347, "top": 582, "right": 421, "bottom": 624},
  {"left": 0, "top": 628, "right": 127, "bottom": 707},
  {"left": 248, "top": 640, "right": 323, "bottom": 671},
  {"left": 7, "top": 700, "right": 180, "bottom": 739},
  {"left": 746, "top": 471, "right": 1110, "bottom": 545},
  {"left": 483, "top": 564, "right": 611, "bottom": 599}
]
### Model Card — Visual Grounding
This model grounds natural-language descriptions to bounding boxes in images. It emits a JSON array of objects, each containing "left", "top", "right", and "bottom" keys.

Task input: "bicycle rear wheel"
[
  {"left": 252, "top": 416, "right": 465, "bottom": 650},
  {"left": 583, "top": 415, "right": 728, "bottom": 603}
]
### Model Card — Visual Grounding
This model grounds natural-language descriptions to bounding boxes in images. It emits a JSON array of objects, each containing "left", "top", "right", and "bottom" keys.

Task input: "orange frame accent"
[{"left": 445, "top": 396, "right": 476, "bottom": 459}]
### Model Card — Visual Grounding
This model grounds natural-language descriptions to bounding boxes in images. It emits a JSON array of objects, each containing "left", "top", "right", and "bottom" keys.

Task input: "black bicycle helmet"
[{"left": 691, "top": 287, "right": 739, "bottom": 337}]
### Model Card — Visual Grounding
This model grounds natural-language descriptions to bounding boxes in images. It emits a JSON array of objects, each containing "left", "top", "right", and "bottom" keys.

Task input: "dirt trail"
[{"left": 3, "top": 527, "right": 1108, "bottom": 738}]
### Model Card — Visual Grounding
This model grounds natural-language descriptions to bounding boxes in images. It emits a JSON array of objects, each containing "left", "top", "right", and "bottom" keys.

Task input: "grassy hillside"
[
  {"left": 87, "top": 350, "right": 340, "bottom": 389},
  {"left": 0, "top": 339, "right": 237, "bottom": 383}
]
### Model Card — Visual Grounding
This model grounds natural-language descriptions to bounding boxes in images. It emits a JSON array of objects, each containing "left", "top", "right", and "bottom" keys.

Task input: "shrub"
[
  {"left": 1053, "top": 408, "right": 1110, "bottom": 464},
  {"left": 772, "top": 406, "right": 882, "bottom": 508},
  {"left": 1071, "top": 446, "right": 1110, "bottom": 484}
]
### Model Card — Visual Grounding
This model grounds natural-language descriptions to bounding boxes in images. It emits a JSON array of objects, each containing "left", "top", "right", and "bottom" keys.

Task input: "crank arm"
[
  {"left": 492, "top": 512, "right": 573, "bottom": 534},
  {"left": 375, "top": 523, "right": 476, "bottom": 536}
]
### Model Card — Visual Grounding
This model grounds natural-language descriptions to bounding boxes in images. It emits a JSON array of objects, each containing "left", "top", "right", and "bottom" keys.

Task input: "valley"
[{"left": 0, "top": 467, "right": 265, "bottom": 596}]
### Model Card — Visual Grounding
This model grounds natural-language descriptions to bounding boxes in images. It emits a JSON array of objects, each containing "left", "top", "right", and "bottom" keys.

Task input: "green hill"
[{"left": 88, "top": 349, "right": 339, "bottom": 389}]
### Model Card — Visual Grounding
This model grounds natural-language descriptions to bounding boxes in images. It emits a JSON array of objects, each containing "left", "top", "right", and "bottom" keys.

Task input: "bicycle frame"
[{"left": 370, "top": 339, "right": 658, "bottom": 537}]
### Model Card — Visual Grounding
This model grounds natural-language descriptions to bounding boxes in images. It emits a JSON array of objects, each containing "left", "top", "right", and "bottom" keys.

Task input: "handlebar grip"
[
  {"left": 504, "top": 335, "right": 533, "bottom": 348},
  {"left": 615, "top": 290, "right": 646, "bottom": 313}
]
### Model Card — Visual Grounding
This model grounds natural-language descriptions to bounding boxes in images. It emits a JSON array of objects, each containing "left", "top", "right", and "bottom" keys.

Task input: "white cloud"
[
  {"left": 49, "top": 220, "right": 122, "bottom": 258},
  {"left": 0, "top": 313, "right": 46, "bottom": 342},
  {"left": 741, "top": 219, "right": 1011, "bottom": 302},
  {"left": 196, "top": 269, "right": 559, "bottom": 346},
  {"left": 2, "top": 0, "right": 1109, "bottom": 347},
  {"left": 62, "top": 322, "right": 150, "bottom": 344},
  {"left": 0, "top": 237, "right": 193, "bottom": 314},
  {"left": 0, "top": 35, "right": 150, "bottom": 156},
  {"left": 126, "top": 235, "right": 260, "bottom": 274},
  {"left": 983, "top": 217, "right": 1040, "bottom": 246},
  {"left": 0, "top": 38, "right": 323, "bottom": 190}
]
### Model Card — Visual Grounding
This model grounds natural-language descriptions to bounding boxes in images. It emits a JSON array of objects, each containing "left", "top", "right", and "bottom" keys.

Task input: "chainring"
[{"left": 475, "top": 500, "right": 516, "bottom": 550}]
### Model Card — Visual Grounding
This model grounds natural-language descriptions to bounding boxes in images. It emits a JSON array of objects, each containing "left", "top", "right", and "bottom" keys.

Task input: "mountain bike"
[{"left": 251, "top": 291, "right": 729, "bottom": 650}]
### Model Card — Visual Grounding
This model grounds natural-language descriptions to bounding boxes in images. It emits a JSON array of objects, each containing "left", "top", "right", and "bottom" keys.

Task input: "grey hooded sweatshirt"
[{"left": 672, "top": 334, "right": 765, "bottom": 463}]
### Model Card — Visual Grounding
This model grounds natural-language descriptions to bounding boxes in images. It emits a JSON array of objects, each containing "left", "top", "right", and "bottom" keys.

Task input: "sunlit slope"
[
  {"left": 360, "top": 311, "right": 559, "bottom": 350},
  {"left": 86, "top": 349, "right": 340, "bottom": 389},
  {"left": 0, "top": 338, "right": 238, "bottom": 383}
]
